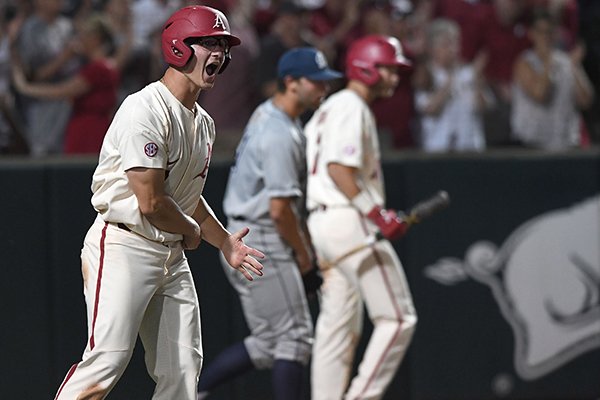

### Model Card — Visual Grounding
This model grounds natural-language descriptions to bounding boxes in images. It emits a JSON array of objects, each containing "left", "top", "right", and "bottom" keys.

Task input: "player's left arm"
[{"left": 191, "top": 196, "right": 264, "bottom": 281}]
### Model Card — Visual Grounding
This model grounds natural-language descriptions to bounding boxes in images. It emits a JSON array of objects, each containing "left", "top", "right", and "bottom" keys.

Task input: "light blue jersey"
[{"left": 223, "top": 99, "right": 306, "bottom": 225}]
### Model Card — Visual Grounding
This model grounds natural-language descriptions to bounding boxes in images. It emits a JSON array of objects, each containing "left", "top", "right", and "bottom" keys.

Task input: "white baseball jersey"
[
  {"left": 91, "top": 81, "right": 214, "bottom": 243},
  {"left": 305, "top": 89, "right": 385, "bottom": 211}
]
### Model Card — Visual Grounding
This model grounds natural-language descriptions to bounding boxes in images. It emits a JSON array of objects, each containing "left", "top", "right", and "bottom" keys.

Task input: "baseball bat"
[
  {"left": 403, "top": 190, "right": 451, "bottom": 226},
  {"left": 318, "top": 190, "right": 451, "bottom": 270}
]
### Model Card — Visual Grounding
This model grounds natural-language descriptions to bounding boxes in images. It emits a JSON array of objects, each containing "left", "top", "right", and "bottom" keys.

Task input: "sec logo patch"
[{"left": 144, "top": 142, "right": 159, "bottom": 157}]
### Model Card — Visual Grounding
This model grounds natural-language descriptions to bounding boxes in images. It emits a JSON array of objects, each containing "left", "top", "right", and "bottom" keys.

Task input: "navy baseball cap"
[{"left": 277, "top": 47, "right": 343, "bottom": 81}]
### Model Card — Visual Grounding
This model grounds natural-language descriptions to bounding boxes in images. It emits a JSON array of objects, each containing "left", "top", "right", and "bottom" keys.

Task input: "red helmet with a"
[
  {"left": 161, "top": 5, "right": 241, "bottom": 72},
  {"left": 345, "top": 35, "right": 411, "bottom": 86}
]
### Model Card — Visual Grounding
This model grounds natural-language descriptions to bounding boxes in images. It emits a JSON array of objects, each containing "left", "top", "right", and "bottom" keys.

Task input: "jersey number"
[{"left": 310, "top": 111, "right": 328, "bottom": 175}]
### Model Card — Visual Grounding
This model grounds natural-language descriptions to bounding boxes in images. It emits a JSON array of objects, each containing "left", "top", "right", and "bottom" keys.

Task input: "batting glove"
[{"left": 367, "top": 206, "right": 408, "bottom": 241}]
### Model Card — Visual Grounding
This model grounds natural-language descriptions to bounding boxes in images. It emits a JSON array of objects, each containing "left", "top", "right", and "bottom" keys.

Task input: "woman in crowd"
[
  {"left": 414, "top": 18, "right": 493, "bottom": 152},
  {"left": 511, "top": 10, "right": 594, "bottom": 150},
  {"left": 12, "top": 14, "right": 120, "bottom": 154}
]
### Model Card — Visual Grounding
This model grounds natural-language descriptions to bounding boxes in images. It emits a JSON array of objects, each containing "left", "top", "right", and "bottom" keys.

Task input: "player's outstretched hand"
[{"left": 221, "top": 227, "right": 265, "bottom": 281}]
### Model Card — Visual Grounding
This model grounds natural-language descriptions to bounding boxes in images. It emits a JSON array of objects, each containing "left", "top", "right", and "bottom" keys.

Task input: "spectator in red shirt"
[
  {"left": 369, "top": 0, "right": 419, "bottom": 149},
  {"left": 308, "top": 0, "right": 361, "bottom": 69},
  {"left": 12, "top": 14, "right": 120, "bottom": 155},
  {"left": 484, "top": 0, "right": 532, "bottom": 90},
  {"left": 480, "top": 0, "right": 532, "bottom": 146},
  {"left": 254, "top": 2, "right": 312, "bottom": 101}
]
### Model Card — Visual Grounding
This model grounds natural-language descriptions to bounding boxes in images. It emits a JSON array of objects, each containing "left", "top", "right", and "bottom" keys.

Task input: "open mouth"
[{"left": 206, "top": 62, "right": 220, "bottom": 76}]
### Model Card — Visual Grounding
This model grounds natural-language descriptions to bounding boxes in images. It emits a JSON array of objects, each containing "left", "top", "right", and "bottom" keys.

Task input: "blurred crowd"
[{"left": 1, "top": 0, "right": 599, "bottom": 157}]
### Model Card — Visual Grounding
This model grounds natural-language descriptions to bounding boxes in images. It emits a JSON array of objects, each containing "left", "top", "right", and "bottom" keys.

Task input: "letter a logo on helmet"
[{"left": 213, "top": 14, "right": 226, "bottom": 29}]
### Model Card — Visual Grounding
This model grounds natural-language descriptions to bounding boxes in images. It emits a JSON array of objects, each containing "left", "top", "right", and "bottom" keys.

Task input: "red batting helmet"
[
  {"left": 161, "top": 5, "right": 241, "bottom": 72},
  {"left": 346, "top": 35, "right": 411, "bottom": 86}
]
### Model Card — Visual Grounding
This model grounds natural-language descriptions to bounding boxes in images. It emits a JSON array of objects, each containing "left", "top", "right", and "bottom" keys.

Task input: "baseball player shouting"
[
  {"left": 305, "top": 35, "right": 418, "bottom": 400},
  {"left": 197, "top": 48, "right": 342, "bottom": 400},
  {"left": 53, "top": 6, "right": 264, "bottom": 400}
]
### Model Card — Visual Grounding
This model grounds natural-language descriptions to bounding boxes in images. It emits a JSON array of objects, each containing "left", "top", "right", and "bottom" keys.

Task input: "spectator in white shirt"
[
  {"left": 511, "top": 10, "right": 594, "bottom": 150},
  {"left": 414, "top": 18, "right": 493, "bottom": 152}
]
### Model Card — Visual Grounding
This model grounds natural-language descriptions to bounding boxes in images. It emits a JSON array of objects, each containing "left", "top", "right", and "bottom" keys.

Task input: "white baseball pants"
[
  {"left": 54, "top": 216, "right": 202, "bottom": 400},
  {"left": 309, "top": 207, "right": 417, "bottom": 400}
]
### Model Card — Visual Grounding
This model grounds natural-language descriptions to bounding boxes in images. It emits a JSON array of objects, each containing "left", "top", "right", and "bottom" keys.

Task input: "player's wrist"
[
  {"left": 183, "top": 214, "right": 201, "bottom": 236},
  {"left": 351, "top": 190, "right": 379, "bottom": 216}
]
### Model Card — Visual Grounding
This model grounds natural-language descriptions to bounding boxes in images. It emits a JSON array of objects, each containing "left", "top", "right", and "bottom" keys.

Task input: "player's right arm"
[{"left": 126, "top": 166, "right": 202, "bottom": 249}]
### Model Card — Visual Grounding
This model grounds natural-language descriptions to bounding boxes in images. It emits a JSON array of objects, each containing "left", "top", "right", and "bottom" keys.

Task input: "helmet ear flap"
[
  {"left": 348, "top": 60, "right": 380, "bottom": 86},
  {"left": 168, "top": 39, "right": 194, "bottom": 68},
  {"left": 358, "top": 66, "right": 380, "bottom": 86}
]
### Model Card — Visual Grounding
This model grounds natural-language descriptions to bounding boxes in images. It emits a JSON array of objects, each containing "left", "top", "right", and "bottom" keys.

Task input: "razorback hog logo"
[{"left": 425, "top": 195, "right": 600, "bottom": 380}]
